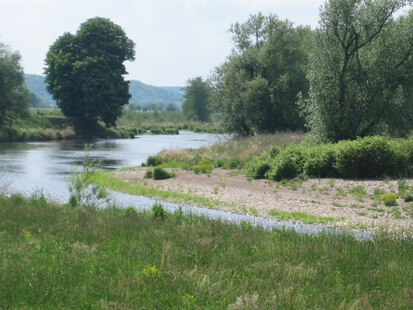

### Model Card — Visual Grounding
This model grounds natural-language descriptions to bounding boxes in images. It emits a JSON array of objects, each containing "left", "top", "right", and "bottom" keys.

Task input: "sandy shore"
[{"left": 115, "top": 167, "right": 413, "bottom": 232}]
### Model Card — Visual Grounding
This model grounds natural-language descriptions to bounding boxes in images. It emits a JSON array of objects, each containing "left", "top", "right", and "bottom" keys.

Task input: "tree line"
[
  {"left": 1, "top": 0, "right": 412, "bottom": 143},
  {"left": 185, "top": 0, "right": 413, "bottom": 141}
]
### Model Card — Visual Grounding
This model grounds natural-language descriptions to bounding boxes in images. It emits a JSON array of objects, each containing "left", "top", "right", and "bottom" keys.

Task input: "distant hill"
[
  {"left": 128, "top": 80, "right": 183, "bottom": 106},
  {"left": 24, "top": 74, "right": 56, "bottom": 107},
  {"left": 24, "top": 74, "right": 184, "bottom": 108}
]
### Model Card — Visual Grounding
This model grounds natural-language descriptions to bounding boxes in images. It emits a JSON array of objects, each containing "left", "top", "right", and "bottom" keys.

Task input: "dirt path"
[{"left": 115, "top": 167, "right": 413, "bottom": 232}]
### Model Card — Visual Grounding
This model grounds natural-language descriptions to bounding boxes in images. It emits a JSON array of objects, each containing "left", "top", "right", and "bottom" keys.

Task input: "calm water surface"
[{"left": 0, "top": 132, "right": 223, "bottom": 200}]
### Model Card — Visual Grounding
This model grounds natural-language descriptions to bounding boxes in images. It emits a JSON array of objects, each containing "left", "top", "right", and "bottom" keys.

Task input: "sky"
[{"left": 0, "top": 0, "right": 325, "bottom": 86}]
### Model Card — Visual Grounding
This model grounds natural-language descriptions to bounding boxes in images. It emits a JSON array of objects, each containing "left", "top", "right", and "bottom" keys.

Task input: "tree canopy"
[
  {"left": 0, "top": 42, "right": 28, "bottom": 127},
  {"left": 211, "top": 13, "right": 311, "bottom": 135},
  {"left": 301, "top": 0, "right": 413, "bottom": 141},
  {"left": 44, "top": 17, "right": 135, "bottom": 127},
  {"left": 182, "top": 77, "right": 211, "bottom": 122}
]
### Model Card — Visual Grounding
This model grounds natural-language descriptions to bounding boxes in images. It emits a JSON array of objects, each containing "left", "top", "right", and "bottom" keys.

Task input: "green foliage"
[
  {"left": 268, "top": 209, "right": 337, "bottom": 224},
  {"left": 151, "top": 203, "right": 167, "bottom": 220},
  {"left": 0, "top": 42, "right": 29, "bottom": 127},
  {"left": 265, "top": 145, "right": 307, "bottom": 181},
  {"left": 379, "top": 193, "right": 398, "bottom": 207},
  {"left": 143, "top": 168, "right": 153, "bottom": 179},
  {"left": 301, "top": 0, "right": 413, "bottom": 141},
  {"left": 44, "top": 17, "right": 135, "bottom": 127},
  {"left": 211, "top": 13, "right": 310, "bottom": 135},
  {"left": 193, "top": 162, "right": 213, "bottom": 175},
  {"left": 152, "top": 167, "right": 173, "bottom": 180},
  {"left": 146, "top": 155, "right": 163, "bottom": 167},
  {"left": 182, "top": 77, "right": 211, "bottom": 122},
  {"left": 1, "top": 195, "right": 412, "bottom": 308},
  {"left": 248, "top": 136, "right": 413, "bottom": 180},
  {"left": 67, "top": 145, "right": 111, "bottom": 208}
]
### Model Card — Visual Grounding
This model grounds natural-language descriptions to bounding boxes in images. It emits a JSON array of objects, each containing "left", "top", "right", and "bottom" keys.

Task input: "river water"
[{"left": 0, "top": 132, "right": 371, "bottom": 239}]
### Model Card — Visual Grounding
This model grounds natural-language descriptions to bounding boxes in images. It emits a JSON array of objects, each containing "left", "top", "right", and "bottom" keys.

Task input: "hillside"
[
  {"left": 24, "top": 74, "right": 56, "bottom": 107},
  {"left": 128, "top": 80, "right": 183, "bottom": 106},
  {"left": 24, "top": 74, "right": 184, "bottom": 108}
]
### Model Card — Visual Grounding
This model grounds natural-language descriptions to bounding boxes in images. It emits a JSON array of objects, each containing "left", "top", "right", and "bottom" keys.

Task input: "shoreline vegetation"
[
  {"left": 91, "top": 133, "right": 413, "bottom": 233},
  {"left": 0, "top": 194, "right": 412, "bottom": 308},
  {"left": 0, "top": 109, "right": 223, "bottom": 143}
]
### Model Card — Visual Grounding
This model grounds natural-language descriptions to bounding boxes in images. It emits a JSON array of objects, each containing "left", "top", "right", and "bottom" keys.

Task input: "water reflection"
[{"left": 0, "top": 132, "right": 222, "bottom": 196}]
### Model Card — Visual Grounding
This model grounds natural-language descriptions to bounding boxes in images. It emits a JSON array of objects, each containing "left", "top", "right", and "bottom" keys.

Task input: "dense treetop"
[{"left": 44, "top": 17, "right": 135, "bottom": 127}]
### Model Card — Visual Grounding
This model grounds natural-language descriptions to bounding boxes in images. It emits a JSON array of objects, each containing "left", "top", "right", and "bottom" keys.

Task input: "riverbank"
[
  {"left": 0, "top": 109, "right": 224, "bottom": 142},
  {"left": 93, "top": 167, "right": 413, "bottom": 233},
  {"left": 90, "top": 133, "right": 412, "bottom": 233},
  {"left": 1, "top": 194, "right": 412, "bottom": 308}
]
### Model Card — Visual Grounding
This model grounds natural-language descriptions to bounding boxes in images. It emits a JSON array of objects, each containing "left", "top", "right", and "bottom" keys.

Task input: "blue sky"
[{"left": 0, "top": 0, "right": 325, "bottom": 86}]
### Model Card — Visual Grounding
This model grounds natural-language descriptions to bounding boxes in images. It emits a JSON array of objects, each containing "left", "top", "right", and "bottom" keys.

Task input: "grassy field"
[{"left": 1, "top": 194, "right": 412, "bottom": 309}]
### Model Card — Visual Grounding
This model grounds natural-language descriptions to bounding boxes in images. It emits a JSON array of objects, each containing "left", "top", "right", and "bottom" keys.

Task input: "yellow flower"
[
  {"left": 142, "top": 264, "right": 160, "bottom": 277},
  {"left": 181, "top": 294, "right": 196, "bottom": 304},
  {"left": 23, "top": 229, "right": 32, "bottom": 239}
]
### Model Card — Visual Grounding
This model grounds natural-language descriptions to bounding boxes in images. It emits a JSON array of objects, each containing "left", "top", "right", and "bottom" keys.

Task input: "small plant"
[
  {"left": 153, "top": 167, "right": 173, "bottom": 180},
  {"left": 193, "top": 163, "right": 213, "bottom": 174},
  {"left": 152, "top": 203, "right": 167, "bottom": 220},
  {"left": 67, "top": 144, "right": 111, "bottom": 208},
  {"left": 144, "top": 168, "right": 153, "bottom": 179},
  {"left": 379, "top": 193, "right": 398, "bottom": 206},
  {"left": 349, "top": 185, "right": 367, "bottom": 199},
  {"left": 374, "top": 187, "right": 385, "bottom": 199}
]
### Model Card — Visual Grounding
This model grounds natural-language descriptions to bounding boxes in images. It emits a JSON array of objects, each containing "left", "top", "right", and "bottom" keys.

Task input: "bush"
[
  {"left": 248, "top": 136, "right": 413, "bottom": 180},
  {"left": 146, "top": 155, "right": 163, "bottom": 167},
  {"left": 334, "top": 136, "right": 395, "bottom": 178},
  {"left": 152, "top": 203, "right": 167, "bottom": 220},
  {"left": 144, "top": 168, "right": 153, "bottom": 179},
  {"left": 266, "top": 145, "right": 307, "bottom": 181},
  {"left": 303, "top": 143, "right": 337, "bottom": 177},
  {"left": 379, "top": 193, "right": 398, "bottom": 206},
  {"left": 246, "top": 146, "right": 281, "bottom": 179},
  {"left": 193, "top": 163, "right": 213, "bottom": 174},
  {"left": 153, "top": 167, "right": 173, "bottom": 180}
]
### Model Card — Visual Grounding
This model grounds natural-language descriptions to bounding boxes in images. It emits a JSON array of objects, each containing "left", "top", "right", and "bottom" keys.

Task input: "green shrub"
[
  {"left": 403, "top": 193, "right": 413, "bottom": 202},
  {"left": 334, "top": 136, "right": 395, "bottom": 178},
  {"left": 266, "top": 145, "right": 306, "bottom": 181},
  {"left": 379, "top": 193, "right": 398, "bottom": 206},
  {"left": 152, "top": 203, "right": 167, "bottom": 220},
  {"left": 246, "top": 146, "right": 281, "bottom": 179},
  {"left": 144, "top": 168, "right": 153, "bottom": 179},
  {"left": 303, "top": 143, "right": 337, "bottom": 177},
  {"left": 193, "top": 163, "right": 213, "bottom": 174},
  {"left": 248, "top": 136, "right": 413, "bottom": 180},
  {"left": 153, "top": 167, "right": 173, "bottom": 180},
  {"left": 146, "top": 155, "right": 163, "bottom": 167}
]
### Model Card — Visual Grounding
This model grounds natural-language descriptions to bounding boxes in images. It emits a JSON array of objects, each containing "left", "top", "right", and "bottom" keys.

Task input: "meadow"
[{"left": 0, "top": 194, "right": 412, "bottom": 309}]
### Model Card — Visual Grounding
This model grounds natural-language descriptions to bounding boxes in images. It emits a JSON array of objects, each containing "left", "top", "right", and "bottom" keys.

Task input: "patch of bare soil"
[{"left": 115, "top": 168, "right": 413, "bottom": 232}]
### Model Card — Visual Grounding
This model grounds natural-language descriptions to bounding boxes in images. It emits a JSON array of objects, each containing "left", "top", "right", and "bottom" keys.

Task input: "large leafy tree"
[
  {"left": 211, "top": 13, "right": 311, "bottom": 135},
  {"left": 301, "top": 0, "right": 413, "bottom": 141},
  {"left": 182, "top": 77, "right": 211, "bottom": 122},
  {"left": 45, "top": 17, "right": 135, "bottom": 127},
  {"left": 0, "top": 42, "right": 28, "bottom": 127}
]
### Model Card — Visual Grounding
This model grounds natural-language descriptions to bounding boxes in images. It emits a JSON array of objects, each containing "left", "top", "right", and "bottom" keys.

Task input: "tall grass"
[
  {"left": 154, "top": 132, "right": 304, "bottom": 171},
  {"left": 0, "top": 194, "right": 412, "bottom": 308}
]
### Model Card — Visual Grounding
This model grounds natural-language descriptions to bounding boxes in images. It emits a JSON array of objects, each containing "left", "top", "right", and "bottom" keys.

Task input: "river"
[{"left": 0, "top": 132, "right": 371, "bottom": 239}]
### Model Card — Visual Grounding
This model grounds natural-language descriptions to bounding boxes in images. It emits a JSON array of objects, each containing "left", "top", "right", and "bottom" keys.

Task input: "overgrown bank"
[
  {"left": 1, "top": 194, "right": 412, "bottom": 308},
  {"left": 92, "top": 134, "right": 413, "bottom": 231},
  {"left": 0, "top": 109, "right": 224, "bottom": 142}
]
